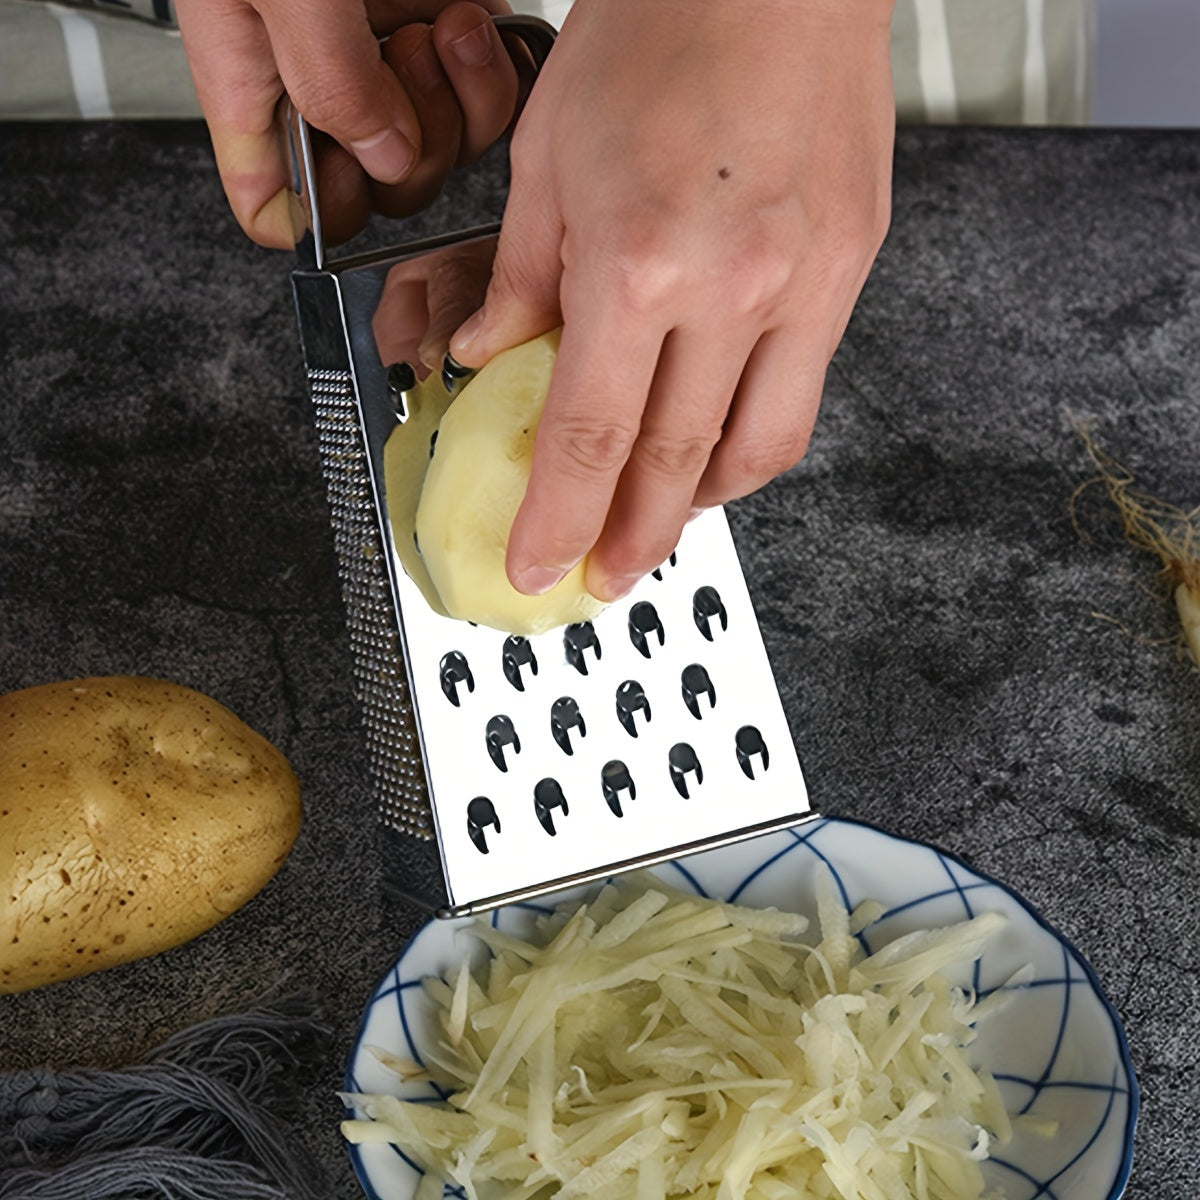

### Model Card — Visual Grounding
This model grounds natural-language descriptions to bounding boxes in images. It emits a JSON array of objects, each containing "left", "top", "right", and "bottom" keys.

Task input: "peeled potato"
[
  {"left": 0, "top": 676, "right": 301, "bottom": 994},
  {"left": 414, "top": 329, "right": 606, "bottom": 635}
]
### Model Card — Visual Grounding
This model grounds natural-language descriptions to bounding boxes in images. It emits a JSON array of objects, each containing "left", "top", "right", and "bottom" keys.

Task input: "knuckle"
[
  {"left": 636, "top": 428, "right": 717, "bottom": 481},
  {"left": 722, "top": 241, "right": 794, "bottom": 319},
  {"left": 576, "top": 228, "right": 682, "bottom": 317},
  {"left": 608, "top": 255, "right": 680, "bottom": 316},
  {"left": 489, "top": 241, "right": 548, "bottom": 307},
  {"left": 814, "top": 220, "right": 866, "bottom": 277},
  {"left": 724, "top": 429, "right": 809, "bottom": 493},
  {"left": 292, "top": 74, "right": 382, "bottom": 140},
  {"left": 552, "top": 418, "right": 639, "bottom": 479},
  {"left": 813, "top": 195, "right": 891, "bottom": 283}
]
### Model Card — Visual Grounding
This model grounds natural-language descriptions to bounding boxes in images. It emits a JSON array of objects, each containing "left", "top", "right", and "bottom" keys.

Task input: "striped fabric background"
[
  {"left": 529, "top": 0, "right": 1098, "bottom": 124},
  {"left": 2, "top": 0, "right": 192, "bottom": 118},
  {"left": 1, "top": 0, "right": 1096, "bottom": 124}
]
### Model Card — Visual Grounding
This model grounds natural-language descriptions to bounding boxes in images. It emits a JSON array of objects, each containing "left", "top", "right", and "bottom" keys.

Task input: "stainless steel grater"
[{"left": 286, "top": 17, "right": 814, "bottom": 917}]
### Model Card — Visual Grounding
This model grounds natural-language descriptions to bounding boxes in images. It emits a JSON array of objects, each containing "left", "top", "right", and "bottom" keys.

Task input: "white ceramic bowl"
[{"left": 344, "top": 816, "right": 1137, "bottom": 1200}]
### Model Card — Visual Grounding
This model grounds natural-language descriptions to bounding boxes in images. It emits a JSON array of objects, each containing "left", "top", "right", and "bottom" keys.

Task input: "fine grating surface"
[
  {"left": 307, "top": 365, "right": 433, "bottom": 843},
  {"left": 1, "top": 122, "right": 1198, "bottom": 1198}
]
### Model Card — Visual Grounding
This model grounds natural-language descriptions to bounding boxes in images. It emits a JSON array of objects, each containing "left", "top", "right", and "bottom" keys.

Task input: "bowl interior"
[{"left": 345, "top": 816, "right": 1137, "bottom": 1200}]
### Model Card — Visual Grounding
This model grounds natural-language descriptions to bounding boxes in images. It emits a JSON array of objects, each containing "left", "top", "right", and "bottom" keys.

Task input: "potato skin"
[{"left": 0, "top": 677, "right": 301, "bottom": 994}]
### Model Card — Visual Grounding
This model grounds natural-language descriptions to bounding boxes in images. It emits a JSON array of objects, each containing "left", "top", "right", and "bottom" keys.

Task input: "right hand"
[
  {"left": 447, "top": 0, "right": 895, "bottom": 603},
  {"left": 175, "top": 0, "right": 524, "bottom": 248}
]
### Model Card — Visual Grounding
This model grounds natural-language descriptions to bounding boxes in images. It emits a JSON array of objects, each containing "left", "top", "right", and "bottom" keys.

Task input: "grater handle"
[{"left": 282, "top": 14, "right": 557, "bottom": 273}]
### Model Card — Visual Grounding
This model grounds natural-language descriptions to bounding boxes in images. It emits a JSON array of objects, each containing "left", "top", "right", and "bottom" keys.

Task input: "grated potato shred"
[{"left": 342, "top": 871, "right": 1018, "bottom": 1200}]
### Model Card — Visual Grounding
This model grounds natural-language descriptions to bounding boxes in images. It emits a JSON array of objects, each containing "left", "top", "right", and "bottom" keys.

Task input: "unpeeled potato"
[
  {"left": 413, "top": 329, "right": 606, "bottom": 635},
  {"left": 0, "top": 676, "right": 301, "bottom": 994}
]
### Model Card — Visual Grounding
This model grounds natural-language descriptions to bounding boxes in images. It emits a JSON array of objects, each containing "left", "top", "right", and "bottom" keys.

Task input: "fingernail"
[
  {"left": 451, "top": 309, "right": 484, "bottom": 358},
  {"left": 349, "top": 127, "right": 416, "bottom": 185},
  {"left": 512, "top": 564, "right": 568, "bottom": 596},
  {"left": 597, "top": 574, "right": 641, "bottom": 602},
  {"left": 449, "top": 22, "right": 494, "bottom": 67},
  {"left": 418, "top": 335, "right": 446, "bottom": 374}
]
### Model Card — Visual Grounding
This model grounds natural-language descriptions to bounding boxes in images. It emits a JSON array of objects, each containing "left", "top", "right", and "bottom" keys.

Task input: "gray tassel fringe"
[{"left": 0, "top": 995, "right": 332, "bottom": 1199}]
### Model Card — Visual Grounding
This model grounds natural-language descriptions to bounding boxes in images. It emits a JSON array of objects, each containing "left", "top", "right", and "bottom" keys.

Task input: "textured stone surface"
[{"left": 1, "top": 122, "right": 1197, "bottom": 1198}]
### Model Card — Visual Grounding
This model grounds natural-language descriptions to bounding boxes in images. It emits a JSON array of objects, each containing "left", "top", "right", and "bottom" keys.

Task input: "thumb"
[{"left": 449, "top": 173, "right": 565, "bottom": 366}]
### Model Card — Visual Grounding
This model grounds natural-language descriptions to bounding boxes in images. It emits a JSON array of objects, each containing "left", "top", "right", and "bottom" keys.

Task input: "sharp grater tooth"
[{"left": 285, "top": 16, "right": 816, "bottom": 917}]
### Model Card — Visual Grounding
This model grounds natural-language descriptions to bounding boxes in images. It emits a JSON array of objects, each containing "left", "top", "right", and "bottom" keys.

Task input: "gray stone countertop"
[{"left": 1, "top": 122, "right": 1197, "bottom": 1198}]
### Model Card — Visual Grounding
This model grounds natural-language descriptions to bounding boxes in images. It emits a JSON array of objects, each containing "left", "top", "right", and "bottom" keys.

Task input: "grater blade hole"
[
  {"left": 616, "top": 680, "right": 651, "bottom": 737},
  {"left": 681, "top": 663, "right": 716, "bottom": 718},
  {"left": 385, "top": 362, "right": 415, "bottom": 421},
  {"left": 534, "top": 777, "right": 569, "bottom": 835},
  {"left": 651, "top": 551, "right": 679, "bottom": 581},
  {"left": 629, "top": 601, "right": 666, "bottom": 658},
  {"left": 485, "top": 714, "right": 521, "bottom": 772},
  {"left": 502, "top": 635, "right": 538, "bottom": 691},
  {"left": 668, "top": 742, "right": 703, "bottom": 798},
  {"left": 442, "top": 352, "right": 477, "bottom": 395},
  {"left": 550, "top": 696, "right": 586, "bottom": 755},
  {"left": 735, "top": 725, "right": 770, "bottom": 778},
  {"left": 693, "top": 585, "right": 728, "bottom": 641},
  {"left": 601, "top": 759, "right": 635, "bottom": 817},
  {"left": 439, "top": 650, "right": 474, "bottom": 706},
  {"left": 564, "top": 622, "right": 602, "bottom": 675},
  {"left": 466, "top": 796, "right": 500, "bottom": 854}
]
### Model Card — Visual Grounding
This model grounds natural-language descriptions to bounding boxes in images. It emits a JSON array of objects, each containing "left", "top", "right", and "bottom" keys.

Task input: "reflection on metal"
[{"left": 287, "top": 15, "right": 812, "bottom": 917}]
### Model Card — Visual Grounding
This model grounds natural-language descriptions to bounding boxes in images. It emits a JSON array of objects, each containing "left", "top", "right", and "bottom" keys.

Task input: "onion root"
[{"left": 1073, "top": 419, "right": 1200, "bottom": 668}]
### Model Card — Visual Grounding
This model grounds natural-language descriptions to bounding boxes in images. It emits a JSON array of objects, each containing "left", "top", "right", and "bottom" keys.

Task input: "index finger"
[
  {"left": 505, "top": 306, "right": 665, "bottom": 596},
  {"left": 259, "top": 0, "right": 425, "bottom": 185}
]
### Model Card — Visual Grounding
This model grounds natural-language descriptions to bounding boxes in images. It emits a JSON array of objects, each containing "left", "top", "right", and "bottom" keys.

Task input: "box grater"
[{"left": 285, "top": 17, "right": 814, "bottom": 917}]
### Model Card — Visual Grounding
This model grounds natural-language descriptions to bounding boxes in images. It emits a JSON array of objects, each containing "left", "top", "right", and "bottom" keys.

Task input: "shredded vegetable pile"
[{"left": 342, "top": 873, "right": 1018, "bottom": 1200}]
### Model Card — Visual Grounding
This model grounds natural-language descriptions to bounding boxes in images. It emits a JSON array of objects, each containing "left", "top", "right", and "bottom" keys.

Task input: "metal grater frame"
[{"left": 286, "top": 19, "right": 815, "bottom": 916}]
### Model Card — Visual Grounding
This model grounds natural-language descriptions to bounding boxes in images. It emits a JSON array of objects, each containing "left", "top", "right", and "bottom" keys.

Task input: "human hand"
[
  {"left": 449, "top": 0, "right": 896, "bottom": 602},
  {"left": 175, "top": 0, "right": 522, "bottom": 248},
  {"left": 373, "top": 235, "right": 497, "bottom": 377}
]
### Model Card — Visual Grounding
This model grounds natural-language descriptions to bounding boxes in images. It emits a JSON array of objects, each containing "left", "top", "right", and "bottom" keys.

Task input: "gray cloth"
[
  {"left": 0, "top": 119, "right": 1197, "bottom": 1200},
  {"left": 0, "top": 996, "right": 332, "bottom": 1199}
]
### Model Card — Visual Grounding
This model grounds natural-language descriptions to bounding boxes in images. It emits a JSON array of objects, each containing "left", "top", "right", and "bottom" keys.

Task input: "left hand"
[{"left": 176, "top": 0, "right": 524, "bottom": 247}]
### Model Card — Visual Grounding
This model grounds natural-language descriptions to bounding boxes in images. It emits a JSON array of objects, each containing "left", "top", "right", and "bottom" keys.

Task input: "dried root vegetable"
[
  {"left": 1074, "top": 423, "right": 1200, "bottom": 668},
  {"left": 342, "top": 875, "right": 1015, "bottom": 1200}
]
